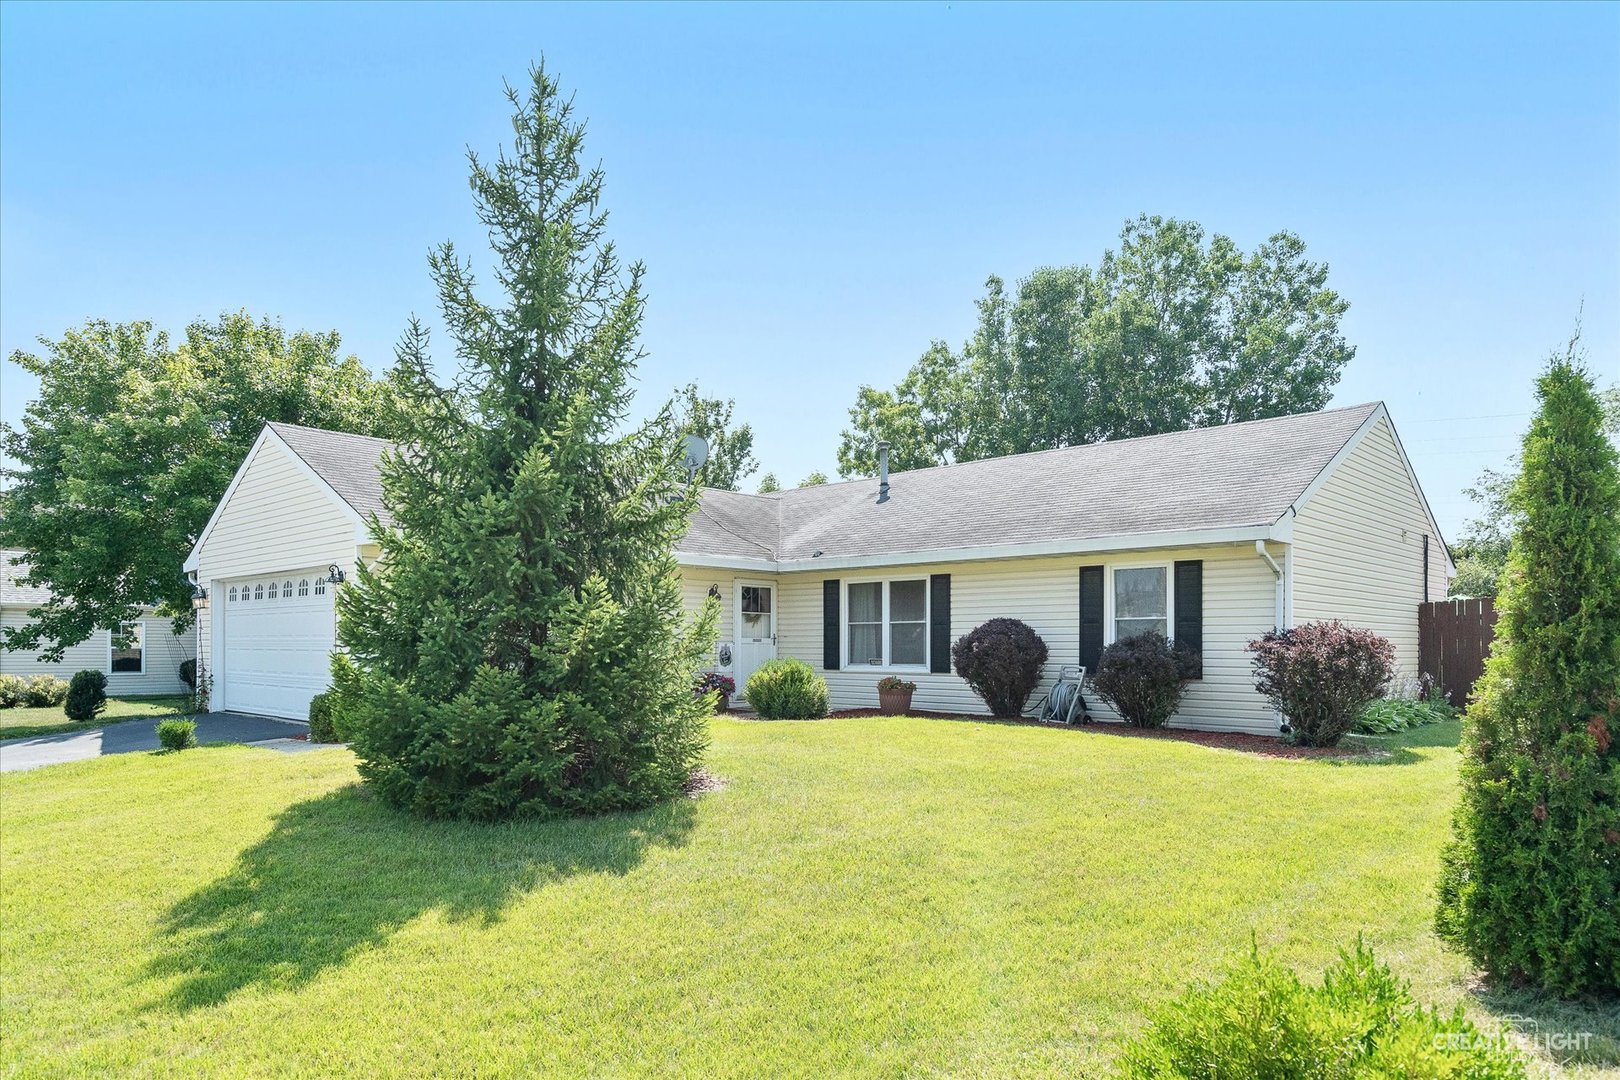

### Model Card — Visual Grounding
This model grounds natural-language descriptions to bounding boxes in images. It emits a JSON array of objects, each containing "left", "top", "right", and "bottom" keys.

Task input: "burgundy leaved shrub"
[
  {"left": 1249, "top": 621, "right": 1394, "bottom": 747},
  {"left": 952, "top": 618, "right": 1048, "bottom": 718}
]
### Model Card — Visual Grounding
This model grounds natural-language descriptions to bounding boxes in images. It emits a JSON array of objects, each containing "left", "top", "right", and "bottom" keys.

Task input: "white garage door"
[{"left": 221, "top": 571, "right": 335, "bottom": 720}]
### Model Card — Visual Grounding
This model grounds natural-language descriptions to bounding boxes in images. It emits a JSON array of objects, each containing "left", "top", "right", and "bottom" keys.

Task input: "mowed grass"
[
  {"left": 2, "top": 716, "right": 1613, "bottom": 1078},
  {"left": 0, "top": 694, "right": 192, "bottom": 740}
]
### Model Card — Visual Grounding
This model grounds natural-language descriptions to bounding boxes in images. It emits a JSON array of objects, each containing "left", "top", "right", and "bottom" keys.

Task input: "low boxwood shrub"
[
  {"left": 179, "top": 658, "right": 197, "bottom": 691},
  {"left": 22, "top": 675, "right": 68, "bottom": 708},
  {"left": 64, "top": 670, "right": 109, "bottom": 723},
  {"left": 156, "top": 717, "right": 197, "bottom": 751},
  {"left": 1092, "top": 632, "right": 1198, "bottom": 729},
  {"left": 952, "top": 618, "right": 1048, "bottom": 718},
  {"left": 307, "top": 691, "right": 342, "bottom": 743},
  {"left": 743, "top": 658, "right": 829, "bottom": 720},
  {"left": 0, "top": 673, "right": 27, "bottom": 708},
  {"left": 1249, "top": 621, "right": 1394, "bottom": 747},
  {"left": 1118, "top": 938, "right": 1526, "bottom": 1079}
]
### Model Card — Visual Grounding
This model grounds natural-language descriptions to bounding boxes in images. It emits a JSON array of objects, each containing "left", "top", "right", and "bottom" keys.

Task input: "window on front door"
[{"left": 740, "top": 585, "right": 772, "bottom": 639}]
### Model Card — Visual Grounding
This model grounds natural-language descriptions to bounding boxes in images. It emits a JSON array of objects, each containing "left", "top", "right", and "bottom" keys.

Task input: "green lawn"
[
  {"left": 0, "top": 694, "right": 192, "bottom": 740},
  {"left": 1, "top": 716, "right": 1612, "bottom": 1078}
]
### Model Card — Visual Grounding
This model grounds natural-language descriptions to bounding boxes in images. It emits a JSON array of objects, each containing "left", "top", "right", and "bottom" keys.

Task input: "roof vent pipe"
[{"left": 877, "top": 441, "right": 891, "bottom": 503}]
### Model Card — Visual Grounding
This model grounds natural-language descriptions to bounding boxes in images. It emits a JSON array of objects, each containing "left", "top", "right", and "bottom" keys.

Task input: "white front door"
[
  {"left": 221, "top": 571, "right": 335, "bottom": 720},
  {"left": 734, "top": 581, "right": 776, "bottom": 693}
]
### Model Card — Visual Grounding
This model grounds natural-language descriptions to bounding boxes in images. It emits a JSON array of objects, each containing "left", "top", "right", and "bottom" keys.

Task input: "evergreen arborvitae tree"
[
  {"left": 1436, "top": 348, "right": 1620, "bottom": 997},
  {"left": 332, "top": 65, "right": 717, "bottom": 820}
]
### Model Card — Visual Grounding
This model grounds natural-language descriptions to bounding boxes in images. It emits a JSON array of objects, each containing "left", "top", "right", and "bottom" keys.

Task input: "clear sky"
[{"left": 2, "top": 1, "right": 1616, "bottom": 543}]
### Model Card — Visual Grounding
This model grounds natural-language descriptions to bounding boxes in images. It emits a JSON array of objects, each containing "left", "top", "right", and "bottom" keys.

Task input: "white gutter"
[{"left": 1255, "top": 539, "right": 1285, "bottom": 629}]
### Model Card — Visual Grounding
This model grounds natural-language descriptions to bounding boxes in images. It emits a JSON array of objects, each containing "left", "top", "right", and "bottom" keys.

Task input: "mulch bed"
[{"left": 824, "top": 708, "right": 1368, "bottom": 760}]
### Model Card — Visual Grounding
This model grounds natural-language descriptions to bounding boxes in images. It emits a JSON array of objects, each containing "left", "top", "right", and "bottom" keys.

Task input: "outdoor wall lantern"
[
  {"left": 191, "top": 584, "right": 209, "bottom": 611},
  {"left": 326, "top": 564, "right": 347, "bottom": 586},
  {"left": 707, "top": 584, "right": 721, "bottom": 600}
]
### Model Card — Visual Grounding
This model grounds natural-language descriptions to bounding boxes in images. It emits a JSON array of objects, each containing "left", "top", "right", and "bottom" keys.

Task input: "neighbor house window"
[
  {"left": 846, "top": 578, "right": 928, "bottom": 668},
  {"left": 111, "top": 622, "right": 144, "bottom": 674},
  {"left": 1112, "top": 565, "right": 1168, "bottom": 642}
]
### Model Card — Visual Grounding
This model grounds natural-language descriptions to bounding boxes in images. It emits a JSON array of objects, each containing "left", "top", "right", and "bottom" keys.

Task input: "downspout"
[{"left": 1256, "top": 540, "right": 1289, "bottom": 736}]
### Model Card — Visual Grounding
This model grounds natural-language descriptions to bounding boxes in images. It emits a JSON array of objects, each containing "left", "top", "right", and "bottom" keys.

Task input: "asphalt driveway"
[{"left": 0, "top": 712, "right": 314, "bottom": 773}]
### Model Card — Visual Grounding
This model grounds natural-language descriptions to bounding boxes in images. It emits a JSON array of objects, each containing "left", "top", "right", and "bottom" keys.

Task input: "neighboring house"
[
  {"left": 185, "top": 404, "right": 1450, "bottom": 730},
  {"left": 0, "top": 551, "right": 196, "bottom": 695}
]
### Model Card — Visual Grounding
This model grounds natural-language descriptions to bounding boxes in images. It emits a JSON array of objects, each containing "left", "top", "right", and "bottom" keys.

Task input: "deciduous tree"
[{"left": 671, "top": 383, "right": 757, "bottom": 490}]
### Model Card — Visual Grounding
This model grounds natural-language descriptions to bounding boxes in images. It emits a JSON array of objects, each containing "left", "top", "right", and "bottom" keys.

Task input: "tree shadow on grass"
[
  {"left": 1470, "top": 982, "right": 1620, "bottom": 1069},
  {"left": 142, "top": 783, "right": 696, "bottom": 1011},
  {"left": 1328, "top": 720, "right": 1464, "bottom": 767}
]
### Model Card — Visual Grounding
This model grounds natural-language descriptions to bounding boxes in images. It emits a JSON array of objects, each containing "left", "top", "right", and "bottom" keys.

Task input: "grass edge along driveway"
[
  {"left": 0, "top": 694, "right": 192, "bottom": 741},
  {"left": 1, "top": 715, "right": 1613, "bottom": 1077}
]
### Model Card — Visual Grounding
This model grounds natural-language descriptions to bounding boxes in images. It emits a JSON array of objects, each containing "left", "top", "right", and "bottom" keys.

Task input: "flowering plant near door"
[{"left": 695, "top": 672, "right": 736, "bottom": 713}]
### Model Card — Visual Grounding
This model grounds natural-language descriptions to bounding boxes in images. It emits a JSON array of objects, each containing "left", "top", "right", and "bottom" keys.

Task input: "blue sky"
[{"left": 2, "top": 1, "right": 1616, "bottom": 542}]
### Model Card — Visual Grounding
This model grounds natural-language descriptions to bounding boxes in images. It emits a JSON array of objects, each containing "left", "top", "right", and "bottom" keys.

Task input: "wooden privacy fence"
[{"left": 1418, "top": 598, "right": 1498, "bottom": 707}]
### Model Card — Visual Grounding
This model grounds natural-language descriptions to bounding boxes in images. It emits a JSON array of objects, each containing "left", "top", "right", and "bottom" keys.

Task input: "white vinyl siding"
[
  {"left": 0, "top": 608, "right": 194, "bottom": 696},
  {"left": 678, "top": 569, "right": 780, "bottom": 675},
  {"left": 1291, "top": 417, "right": 1447, "bottom": 687},
  {"left": 193, "top": 437, "right": 363, "bottom": 713},
  {"left": 677, "top": 544, "right": 1281, "bottom": 734}
]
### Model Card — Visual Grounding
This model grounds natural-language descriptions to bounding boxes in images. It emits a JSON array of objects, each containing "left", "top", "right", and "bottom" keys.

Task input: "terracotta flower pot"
[
  {"left": 878, "top": 688, "right": 914, "bottom": 715},
  {"left": 716, "top": 693, "right": 730, "bottom": 714}
]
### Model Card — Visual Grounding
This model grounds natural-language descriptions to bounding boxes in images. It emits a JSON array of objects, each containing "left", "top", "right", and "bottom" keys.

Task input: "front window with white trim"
[
  {"left": 111, "top": 621, "right": 144, "bottom": 674},
  {"left": 1112, "top": 565, "right": 1169, "bottom": 642},
  {"left": 847, "top": 578, "right": 928, "bottom": 669}
]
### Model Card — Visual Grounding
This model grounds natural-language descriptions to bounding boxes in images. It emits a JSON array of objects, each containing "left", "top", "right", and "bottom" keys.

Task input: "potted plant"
[
  {"left": 877, "top": 675, "right": 917, "bottom": 715},
  {"left": 695, "top": 671, "right": 736, "bottom": 713}
]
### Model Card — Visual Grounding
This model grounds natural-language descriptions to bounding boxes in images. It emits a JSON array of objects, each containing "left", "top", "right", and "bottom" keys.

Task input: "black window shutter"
[
  {"left": 1078, "top": 565, "right": 1105, "bottom": 672},
  {"left": 1174, "top": 560, "right": 1203, "bottom": 679},
  {"left": 822, "top": 579, "right": 841, "bottom": 670},
  {"left": 929, "top": 574, "right": 952, "bottom": 674}
]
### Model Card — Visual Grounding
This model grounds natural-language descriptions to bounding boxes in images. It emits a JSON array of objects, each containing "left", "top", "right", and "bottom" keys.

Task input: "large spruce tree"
[
  {"left": 332, "top": 66, "right": 716, "bottom": 820},
  {"left": 1436, "top": 349, "right": 1620, "bottom": 997}
]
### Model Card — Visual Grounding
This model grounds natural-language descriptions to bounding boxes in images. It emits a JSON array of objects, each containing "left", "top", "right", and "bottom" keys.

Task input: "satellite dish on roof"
[{"left": 680, "top": 434, "right": 709, "bottom": 482}]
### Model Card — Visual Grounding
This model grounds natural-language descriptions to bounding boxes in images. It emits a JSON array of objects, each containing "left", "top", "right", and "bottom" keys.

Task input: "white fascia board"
[
  {"left": 675, "top": 524, "right": 1275, "bottom": 575},
  {"left": 1282, "top": 402, "right": 1456, "bottom": 577},
  {"left": 183, "top": 425, "right": 369, "bottom": 574}
]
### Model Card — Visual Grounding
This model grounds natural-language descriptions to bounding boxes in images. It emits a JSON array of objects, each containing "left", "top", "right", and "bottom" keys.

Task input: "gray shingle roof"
[
  {"left": 267, "top": 403, "right": 1381, "bottom": 565},
  {"left": 0, "top": 550, "right": 52, "bottom": 606},
  {"left": 268, "top": 422, "right": 395, "bottom": 526}
]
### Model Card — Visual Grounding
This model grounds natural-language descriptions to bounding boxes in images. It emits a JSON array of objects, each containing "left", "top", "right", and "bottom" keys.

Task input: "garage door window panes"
[
  {"left": 255, "top": 584, "right": 264, "bottom": 601},
  {"left": 298, "top": 579, "right": 309, "bottom": 597},
  {"left": 111, "top": 622, "right": 144, "bottom": 673},
  {"left": 268, "top": 581, "right": 278, "bottom": 599}
]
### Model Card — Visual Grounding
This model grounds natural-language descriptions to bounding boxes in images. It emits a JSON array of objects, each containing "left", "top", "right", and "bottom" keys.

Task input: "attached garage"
[
  {"left": 217, "top": 571, "right": 335, "bottom": 719},
  {"left": 184, "top": 423, "right": 391, "bottom": 722}
]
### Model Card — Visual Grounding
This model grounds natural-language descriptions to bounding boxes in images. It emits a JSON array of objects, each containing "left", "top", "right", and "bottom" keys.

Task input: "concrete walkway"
[{"left": 0, "top": 712, "right": 314, "bottom": 773}]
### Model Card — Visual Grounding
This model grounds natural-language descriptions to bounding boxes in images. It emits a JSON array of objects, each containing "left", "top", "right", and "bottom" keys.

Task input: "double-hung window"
[
  {"left": 111, "top": 621, "right": 144, "bottom": 674},
  {"left": 846, "top": 578, "right": 928, "bottom": 668},
  {"left": 1111, "top": 565, "right": 1169, "bottom": 643}
]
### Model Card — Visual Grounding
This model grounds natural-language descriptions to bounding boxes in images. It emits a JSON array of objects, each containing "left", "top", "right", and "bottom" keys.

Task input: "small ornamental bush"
[
  {"left": 1092, "top": 632, "right": 1198, "bottom": 729},
  {"left": 744, "top": 659, "right": 829, "bottom": 720},
  {"left": 1356, "top": 694, "right": 1457, "bottom": 735},
  {"left": 22, "top": 675, "right": 69, "bottom": 708},
  {"left": 64, "top": 670, "right": 108, "bottom": 723},
  {"left": 1118, "top": 938, "right": 1526, "bottom": 1079},
  {"left": 307, "top": 691, "right": 341, "bottom": 743},
  {"left": 876, "top": 675, "right": 916, "bottom": 693},
  {"left": 1249, "top": 622, "right": 1394, "bottom": 747},
  {"left": 179, "top": 658, "right": 197, "bottom": 690},
  {"left": 952, "top": 619, "right": 1049, "bottom": 718},
  {"left": 156, "top": 717, "right": 197, "bottom": 751},
  {"left": 0, "top": 674, "right": 27, "bottom": 708}
]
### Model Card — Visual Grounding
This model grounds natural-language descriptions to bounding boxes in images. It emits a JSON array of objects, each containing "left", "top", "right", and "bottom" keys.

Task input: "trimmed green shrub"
[
  {"left": 1118, "top": 939, "right": 1526, "bottom": 1079},
  {"left": 155, "top": 717, "right": 197, "bottom": 751},
  {"left": 179, "top": 658, "right": 197, "bottom": 690},
  {"left": 1437, "top": 354, "right": 1620, "bottom": 998},
  {"left": 64, "top": 670, "right": 108, "bottom": 722},
  {"left": 743, "top": 659, "right": 829, "bottom": 720},
  {"left": 21, "top": 675, "right": 69, "bottom": 708},
  {"left": 952, "top": 618, "right": 1048, "bottom": 718},
  {"left": 0, "top": 673, "right": 27, "bottom": 708},
  {"left": 1092, "top": 632, "right": 1198, "bottom": 729},
  {"left": 1249, "top": 622, "right": 1394, "bottom": 747},
  {"left": 307, "top": 691, "right": 341, "bottom": 743}
]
